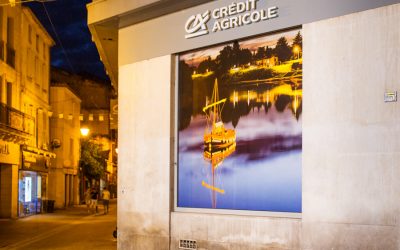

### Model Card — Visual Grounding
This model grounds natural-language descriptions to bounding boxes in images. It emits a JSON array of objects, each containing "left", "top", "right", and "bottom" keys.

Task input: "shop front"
[
  {"left": 18, "top": 148, "right": 54, "bottom": 217},
  {"left": 18, "top": 170, "right": 47, "bottom": 216}
]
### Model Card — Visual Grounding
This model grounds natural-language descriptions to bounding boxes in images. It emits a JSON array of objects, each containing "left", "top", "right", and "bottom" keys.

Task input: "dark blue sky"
[{"left": 25, "top": 0, "right": 109, "bottom": 82}]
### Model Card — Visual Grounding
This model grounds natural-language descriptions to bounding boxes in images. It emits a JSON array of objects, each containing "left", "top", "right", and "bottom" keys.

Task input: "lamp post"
[
  {"left": 79, "top": 127, "right": 89, "bottom": 203},
  {"left": 293, "top": 46, "right": 300, "bottom": 59}
]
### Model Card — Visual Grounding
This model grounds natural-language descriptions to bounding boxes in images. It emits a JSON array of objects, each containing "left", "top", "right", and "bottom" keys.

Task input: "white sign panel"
[
  {"left": 384, "top": 91, "right": 397, "bottom": 102},
  {"left": 185, "top": 0, "right": 278, "bottom": 39}
]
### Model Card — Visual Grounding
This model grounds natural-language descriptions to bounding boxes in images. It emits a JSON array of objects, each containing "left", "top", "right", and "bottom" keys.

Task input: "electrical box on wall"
[{"left": 384, "top": 91, "right": 397, "bottom": 102}]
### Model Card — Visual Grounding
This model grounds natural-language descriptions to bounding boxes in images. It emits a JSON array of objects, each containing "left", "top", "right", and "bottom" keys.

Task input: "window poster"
[
  {"left": 25, "top": 177, "right": 32, "bottom": 202},
  {"left": 37, "top": 175, "right": 42, "bottom": 199},
  {"left": 177, "top": 29, "right": 302, "bottom": 212}
]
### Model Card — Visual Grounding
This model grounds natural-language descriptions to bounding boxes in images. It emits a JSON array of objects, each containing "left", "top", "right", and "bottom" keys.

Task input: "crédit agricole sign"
[{"left": 185, "top": 0, "right": 278, "bottom": 39}]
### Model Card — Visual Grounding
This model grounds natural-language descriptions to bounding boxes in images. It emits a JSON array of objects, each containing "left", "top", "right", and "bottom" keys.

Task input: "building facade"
[
  {"left": 89, "top": 0, "right": 400, "bottom": 249},
  {"left": 49, "top": 84, "right": 81, "bottom": 209},
  {"left": 51, "top": 68, "right": 116, "bottom": 196},
  {"left": 0, "top": 5, "right": 54, "bottom": 218}
]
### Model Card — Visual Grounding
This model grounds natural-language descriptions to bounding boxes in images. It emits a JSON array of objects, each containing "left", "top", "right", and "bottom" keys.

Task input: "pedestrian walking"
[
  {"left": 90, "top": 187, "right": 99, "bottom": 214},
  {"left": 101, "top": 187, "right": 111, "bottom": 214},
  {"left": 85, "top": 188, "right": 91, "bottom": 213}
]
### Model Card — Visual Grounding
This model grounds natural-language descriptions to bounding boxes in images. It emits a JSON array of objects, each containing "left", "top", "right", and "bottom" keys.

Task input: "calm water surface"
[{"left": 178, "top": 84, "right": 302, "bottom": 212}]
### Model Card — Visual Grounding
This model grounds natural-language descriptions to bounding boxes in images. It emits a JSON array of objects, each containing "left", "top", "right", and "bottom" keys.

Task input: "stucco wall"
[
  {"left": 301, "top": 4, "right": 400, "bottom": 249},
  {"left": 118, "top": 4, "right": 400, "bottom": 249},
  {"left": 118, "top": 56, "right": 171, "bottom": 249}
]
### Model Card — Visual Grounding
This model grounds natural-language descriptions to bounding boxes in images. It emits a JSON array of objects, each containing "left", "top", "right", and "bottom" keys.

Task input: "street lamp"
[
  {"left": 80, "top": 127, "right": 90, "bottom": 137},
  {"left": 293, "top": 46, "right": 300, "bottom": 59},
  {"left": 79, "top": 127, "right": 90, "bottom": 203}
]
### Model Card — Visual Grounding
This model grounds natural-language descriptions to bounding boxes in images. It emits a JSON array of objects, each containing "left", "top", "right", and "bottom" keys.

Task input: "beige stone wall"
[
  {"left": 118, "top": 55, "right": 171, "bottom": 249},
  {"left": 118, "top": 4, "right": 400, "bottom": 249},
  {"left": 20, "top": 7, "right": 53, "bottom": 149},
  {"left": 301, "top": 4, "right": 400, "bottom": 249},
  {"left": 49, "top": 86, "right": 81, "bottom": 208},
  {"left": 0, "top": 165, "right": 13, "bottom": 217},
  {"left": 0, "top": 164, "right": 18, "bottom": 218},
  {"left": 0, "top": 5, "right": 53, "bottom": 218}
]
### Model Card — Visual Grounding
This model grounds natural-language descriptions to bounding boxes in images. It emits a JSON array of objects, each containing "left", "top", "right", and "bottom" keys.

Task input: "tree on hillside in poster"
[
  {"left": 215, "top": 45, "right": 233, "bottom": 75},
  {"left": 274, "top": 37, "right": 292, "bottom": 62},
  {"left": 232, "top": 41, "right": 252, "bottom": 66},
  {"left": 198, "top": 56, "right": 216, "bottom": 74},
  {"left": 265, "top": 46, "right": 273, "bottom": 58},
  {"left": 179, "top": 61, "right": 194, "bottom": 131},
  {"left": 292, "top": 31, "right": 302, "bottom": 49},
  {"left": 214, "top": 42, "right": 254, "bottom": 75},
  {"left": 255, "top": 46, "right": 274, "bottom": 61},
  {"left": 255, "top": 47, "right": 265, "bottom": 60},
  {"left": 232, "top": 41, "right": 241, "bottom": 65},
  {"left": 240, "top": 48, "right": 252, "bottom": 65}
]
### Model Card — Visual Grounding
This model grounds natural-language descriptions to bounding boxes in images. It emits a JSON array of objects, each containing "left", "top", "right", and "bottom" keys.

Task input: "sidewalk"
[{"left": 0, "top": 199, "right": 117, "bottom": 250}]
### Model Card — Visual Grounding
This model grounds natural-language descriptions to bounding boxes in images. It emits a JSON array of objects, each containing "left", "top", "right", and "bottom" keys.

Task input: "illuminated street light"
[
  {"left": 293, "top": 46, "right": 301, "bottom": 59},
  {"left": 80, "top": 127, "right": 90, "bottom": 137}
]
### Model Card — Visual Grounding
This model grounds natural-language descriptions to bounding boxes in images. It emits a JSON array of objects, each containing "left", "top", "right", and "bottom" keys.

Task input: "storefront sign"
[
  {"left": 185, "top": 0, "right": 278, "bottom": 39},
  {"left": 0, "top": 141, "right": 19, "bottom": 165},
  {"left": 22, "top": 151, "right": 50, "bottom": 172}
]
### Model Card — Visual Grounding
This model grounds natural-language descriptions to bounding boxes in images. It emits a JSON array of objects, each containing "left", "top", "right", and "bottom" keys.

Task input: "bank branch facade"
[{"left": 88, "top": 0, "right": 400, "bottom": 249}]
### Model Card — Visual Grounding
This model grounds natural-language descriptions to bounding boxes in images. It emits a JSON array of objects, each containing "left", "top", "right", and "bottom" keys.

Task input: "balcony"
[{"left": 0, "top": 103, "right": 35, "bottom": 143}]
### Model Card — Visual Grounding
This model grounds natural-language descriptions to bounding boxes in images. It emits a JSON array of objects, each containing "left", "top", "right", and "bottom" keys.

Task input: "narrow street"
[{"left": 0, "top": 200, "right": 117, "bottom": 250}]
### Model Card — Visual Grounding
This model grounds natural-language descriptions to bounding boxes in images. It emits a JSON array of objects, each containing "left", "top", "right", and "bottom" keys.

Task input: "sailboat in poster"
[
  {"left": 203, "top": 78, "right": 236, "bottom": 161},
  {"left": 202, "top": 79, "right": 236, "bottom": 207}
]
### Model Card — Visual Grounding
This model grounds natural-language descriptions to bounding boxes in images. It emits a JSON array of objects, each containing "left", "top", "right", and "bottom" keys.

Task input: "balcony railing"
[
  {"left": 0, "top": 103, "right": 35, "bottom": 135},
  {"left": 6, "top": 46, "right": 15, "bottom": 68}
]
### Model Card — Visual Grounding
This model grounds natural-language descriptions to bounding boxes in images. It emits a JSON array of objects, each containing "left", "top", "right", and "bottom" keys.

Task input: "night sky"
[{"left": 25, "top": 0, "right": 109, "bottom": 82}]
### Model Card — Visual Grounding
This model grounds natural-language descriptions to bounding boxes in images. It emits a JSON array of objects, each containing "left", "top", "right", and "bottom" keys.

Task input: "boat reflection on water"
[
  {"left": 202, "top": 79, "right": 236, "bottom": 208},
  {"left": 202, "top": 142, "right": 236, "bottom": 208}
]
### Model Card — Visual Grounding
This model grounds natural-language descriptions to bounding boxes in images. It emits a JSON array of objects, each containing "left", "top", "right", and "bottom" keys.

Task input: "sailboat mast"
[{"left": 213, "top": 79, "right": 218, "bottom": 127}]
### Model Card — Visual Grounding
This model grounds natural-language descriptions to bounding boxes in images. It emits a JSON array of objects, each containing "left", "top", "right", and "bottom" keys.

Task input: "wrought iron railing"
[{"left": 0, "top": 103, "right": 35, "bottom": 135}]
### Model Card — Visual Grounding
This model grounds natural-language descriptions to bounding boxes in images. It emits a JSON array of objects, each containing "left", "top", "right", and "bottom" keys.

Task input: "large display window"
[
  {"left": 177, "top": 28, "right": 302, "bottom": 214},
  {"left": 18, "top": 171, "right": 47, "bottom": 217}
]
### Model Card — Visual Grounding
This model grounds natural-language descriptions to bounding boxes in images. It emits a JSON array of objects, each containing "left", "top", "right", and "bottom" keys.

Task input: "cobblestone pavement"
[{"left": 0, "top": 199, "right": 117, "bottom": 250}]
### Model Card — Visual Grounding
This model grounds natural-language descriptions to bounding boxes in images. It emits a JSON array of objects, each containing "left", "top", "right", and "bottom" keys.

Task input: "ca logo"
[{"left": 185, "top": 10, "right": 210, "bottom": 39}]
